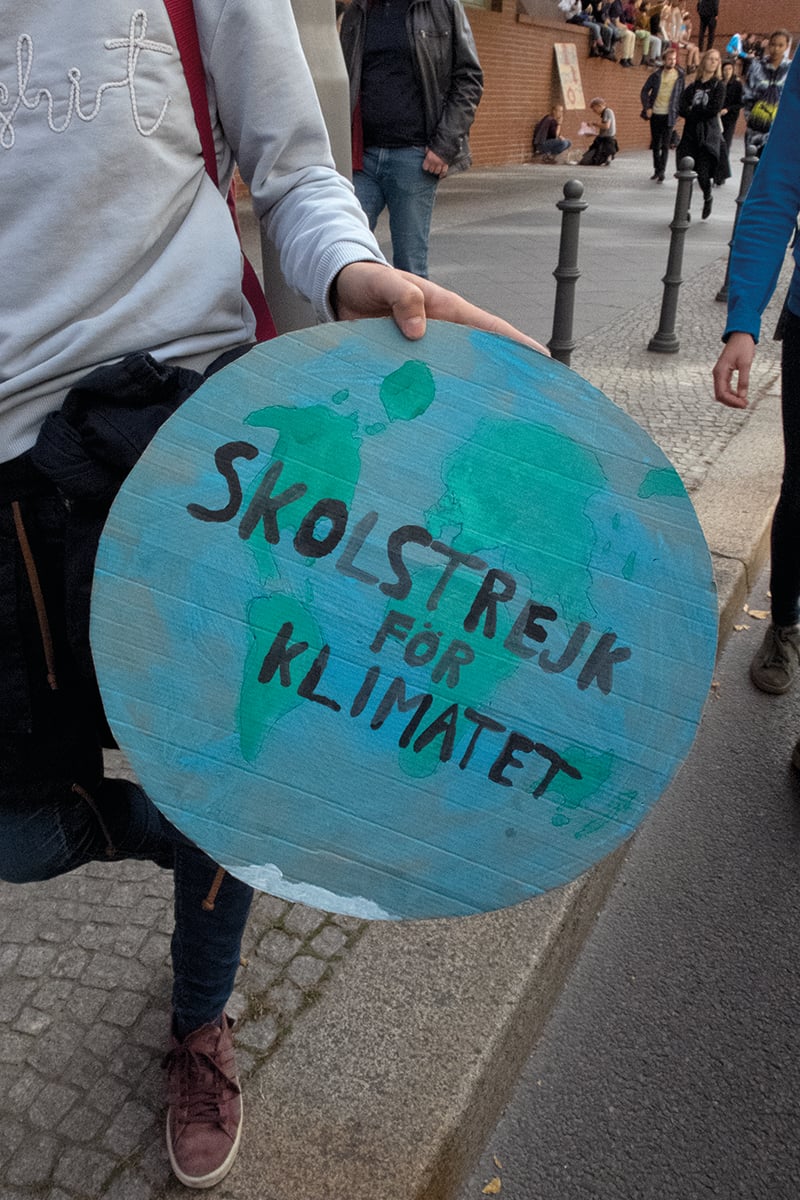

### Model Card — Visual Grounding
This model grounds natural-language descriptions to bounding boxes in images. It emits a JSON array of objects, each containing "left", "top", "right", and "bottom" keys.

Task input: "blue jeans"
[
  {"left": 354, "top": 145, "right": 440, "bottom": 277},
  {"left": 538, "top": 137, "right": 572, "bottom": 157},
  {"left": 0, "top": 377, "right": 253, "bottom": 1039},
  {"left": 0, "top": 766, "right": 253, "bottom": 1037}
]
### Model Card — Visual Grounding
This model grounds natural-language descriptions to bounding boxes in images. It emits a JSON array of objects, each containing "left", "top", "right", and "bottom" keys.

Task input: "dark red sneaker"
[{"left": 163, "top": 1016, "right": 242, "bottom": 1189}]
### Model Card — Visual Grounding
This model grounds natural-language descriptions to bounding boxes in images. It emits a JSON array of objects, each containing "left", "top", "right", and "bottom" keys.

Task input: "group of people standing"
[
  {"left": 343, "top": 0, "right": 795, "bottom": 259},
  {"left": 640, "top": 29, "right": 792, "bottom": 220}
]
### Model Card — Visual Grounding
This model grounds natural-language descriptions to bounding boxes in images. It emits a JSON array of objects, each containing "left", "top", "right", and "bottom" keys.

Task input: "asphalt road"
[
  {"left": 458, "top": 568, "right": 800, "bottom": 1200},
  {"left": 410, "top": 151, "right": 743, "bottom": 341},
  {"left": 242, "top": 150, "right": 746, "bottom": 344}
]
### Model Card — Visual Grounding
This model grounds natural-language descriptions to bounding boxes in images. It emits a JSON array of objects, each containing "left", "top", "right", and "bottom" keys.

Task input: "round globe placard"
[{"left": 91, "top": 319, "right": 717, "bottom": 920}]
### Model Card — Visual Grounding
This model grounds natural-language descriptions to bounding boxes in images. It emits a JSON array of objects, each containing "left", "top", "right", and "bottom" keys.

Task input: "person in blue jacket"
[{"left": 713, "top": 52, "right": 800, "bottom": 718}]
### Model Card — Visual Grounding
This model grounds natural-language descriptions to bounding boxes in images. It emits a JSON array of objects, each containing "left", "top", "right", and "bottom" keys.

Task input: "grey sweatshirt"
[{"left": 1, "top": 1, "right": 385, "bottom": 460}]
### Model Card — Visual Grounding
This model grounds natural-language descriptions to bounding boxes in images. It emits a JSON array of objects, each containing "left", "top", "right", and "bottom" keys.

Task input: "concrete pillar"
[{"left": 259, "top": 0, "right": 353, "bottom": 334}]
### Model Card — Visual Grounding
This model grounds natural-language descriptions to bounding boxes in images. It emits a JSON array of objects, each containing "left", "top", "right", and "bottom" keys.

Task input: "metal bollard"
[
  {"left": 548, "top": 180, "right": 588, "bottom": 366},
  {"left": 647, "top": 156, "right": 697, "bottom": 354},
  {"left": 715, "top": 150, "right": 760, "bottom": 303}
]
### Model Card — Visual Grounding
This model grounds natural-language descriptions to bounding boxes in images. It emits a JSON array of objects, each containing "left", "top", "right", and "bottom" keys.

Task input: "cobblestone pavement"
[
  {"left": 0, "top": 813, "right": 367, "bottom": 1199},
  {"left": 1, "top": 152, "right": 791, "bottom": 1199},
  {"left": 570, "top": 256, "right": 790, "bottom": 495}
]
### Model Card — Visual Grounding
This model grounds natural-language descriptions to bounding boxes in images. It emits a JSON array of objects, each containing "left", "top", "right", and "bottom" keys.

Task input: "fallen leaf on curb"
[
  {"left": 482, "top": 1179, "right": 502, "bottom": 1195},
  {"left": 493, "top": 1156, "right": 504, "bottom": 1170},
  {"left": 710, "top": 680, "right": 721, "bottom": 698},
  {"left": 749, "top": 610, "right": 769, "bottom": 620},
  {"left": 733, "top": 624, "right": 750, "bottom": 632}
]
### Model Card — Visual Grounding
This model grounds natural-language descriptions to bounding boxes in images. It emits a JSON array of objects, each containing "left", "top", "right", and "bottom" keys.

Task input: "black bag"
[{"left": 579, "top": 135, "right": 619, "bottom": 166}]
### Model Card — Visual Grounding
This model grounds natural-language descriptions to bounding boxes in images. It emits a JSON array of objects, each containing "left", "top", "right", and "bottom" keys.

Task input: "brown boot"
[{"left": 164, "top": 1016, "right": 243, "bottom": 1189}]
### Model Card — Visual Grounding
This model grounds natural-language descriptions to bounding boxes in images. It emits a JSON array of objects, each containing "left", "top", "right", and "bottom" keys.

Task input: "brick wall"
[
  {"left": 466, "top": 7, "right": 663, "bottom": 166},
  {"left": 717, "top": 1, "right": 799, "bottom": 40}
]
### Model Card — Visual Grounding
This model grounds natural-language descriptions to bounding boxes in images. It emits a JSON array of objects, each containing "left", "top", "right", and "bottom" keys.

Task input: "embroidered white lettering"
[{"left": 0, "top": 9, "right": 173, "bottom": 150}]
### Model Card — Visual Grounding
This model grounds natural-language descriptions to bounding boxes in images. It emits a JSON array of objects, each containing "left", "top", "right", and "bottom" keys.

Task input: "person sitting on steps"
[
  {"left": 604, "top": 0, "right": 637, "bottom": 65},
  {"left": 633, "top": 0, "right": 663, "bottom": 67},
  {"left": 560, "top": 0, "right": 616, "bottom": 59}
]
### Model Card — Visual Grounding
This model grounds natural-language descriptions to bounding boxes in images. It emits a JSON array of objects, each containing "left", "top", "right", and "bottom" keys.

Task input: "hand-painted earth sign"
[{"left": 92, "top": 319, "right": 718, "bottom": 920}]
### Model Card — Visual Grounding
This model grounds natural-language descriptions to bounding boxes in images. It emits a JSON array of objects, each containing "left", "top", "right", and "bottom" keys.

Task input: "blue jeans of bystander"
[
  {"left": 354, "top": 145, "right": 440, "bottom": 277},
  {"left": 538, "top": 137, "right": 572, "bottom": 158}
]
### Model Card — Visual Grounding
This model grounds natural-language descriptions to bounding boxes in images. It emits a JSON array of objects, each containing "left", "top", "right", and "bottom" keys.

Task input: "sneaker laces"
[{"left": 163, "top": 1043, "right": 241, "bottom": 1127}]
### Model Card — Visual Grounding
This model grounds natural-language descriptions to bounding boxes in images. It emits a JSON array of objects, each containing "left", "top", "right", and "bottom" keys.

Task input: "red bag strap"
[{"left": 163, "top": 0, "right": 276, "bottom": 341}]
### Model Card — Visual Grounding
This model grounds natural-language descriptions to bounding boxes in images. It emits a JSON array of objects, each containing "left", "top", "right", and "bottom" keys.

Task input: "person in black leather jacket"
[{"left": 340, "top": 0, "right": 483, "bottom": 277}]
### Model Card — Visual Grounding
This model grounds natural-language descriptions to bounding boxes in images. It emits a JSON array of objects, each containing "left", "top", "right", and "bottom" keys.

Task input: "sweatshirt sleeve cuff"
[{"left": 312, "top": 242, "right": 390, "bottom": 322}]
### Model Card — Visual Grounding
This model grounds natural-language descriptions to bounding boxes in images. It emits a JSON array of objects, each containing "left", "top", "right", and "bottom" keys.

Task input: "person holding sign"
[
  {"left": 0, "top": 1, "right": 544, "bottom": 1191},
  {"left": 712, "top": 54, "right": 800, "bottom": 705}
]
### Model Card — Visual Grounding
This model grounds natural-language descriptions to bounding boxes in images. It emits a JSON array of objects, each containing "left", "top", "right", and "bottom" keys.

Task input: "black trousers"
[
  {"left": 650, "top": 114, "right": 672, "bottom": 177},
  {"left": 771, "top": 309, "right": 800, "bottom": 626},
  {"left": 693, "top": 146, "right": 716, "bottom": 201},
  {"left": 698, "top": 17, "right": 716, "bottom": 51}
]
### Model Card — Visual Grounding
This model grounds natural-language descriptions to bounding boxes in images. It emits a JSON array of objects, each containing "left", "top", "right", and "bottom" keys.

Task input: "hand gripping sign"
[{"left": 91, "top": 320, "right": 717, "bottom": 920}]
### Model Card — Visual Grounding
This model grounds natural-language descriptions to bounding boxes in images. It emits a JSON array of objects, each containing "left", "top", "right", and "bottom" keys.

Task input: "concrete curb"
[
  {"left": 695, "top": 368, "right": 782, "bottom": 647},
  {"left": 229, "top": 846, "right": 628, "bottom": 1200},
  {"left": 219, "top": 378, "right": 784, "bottom": 1200}
]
